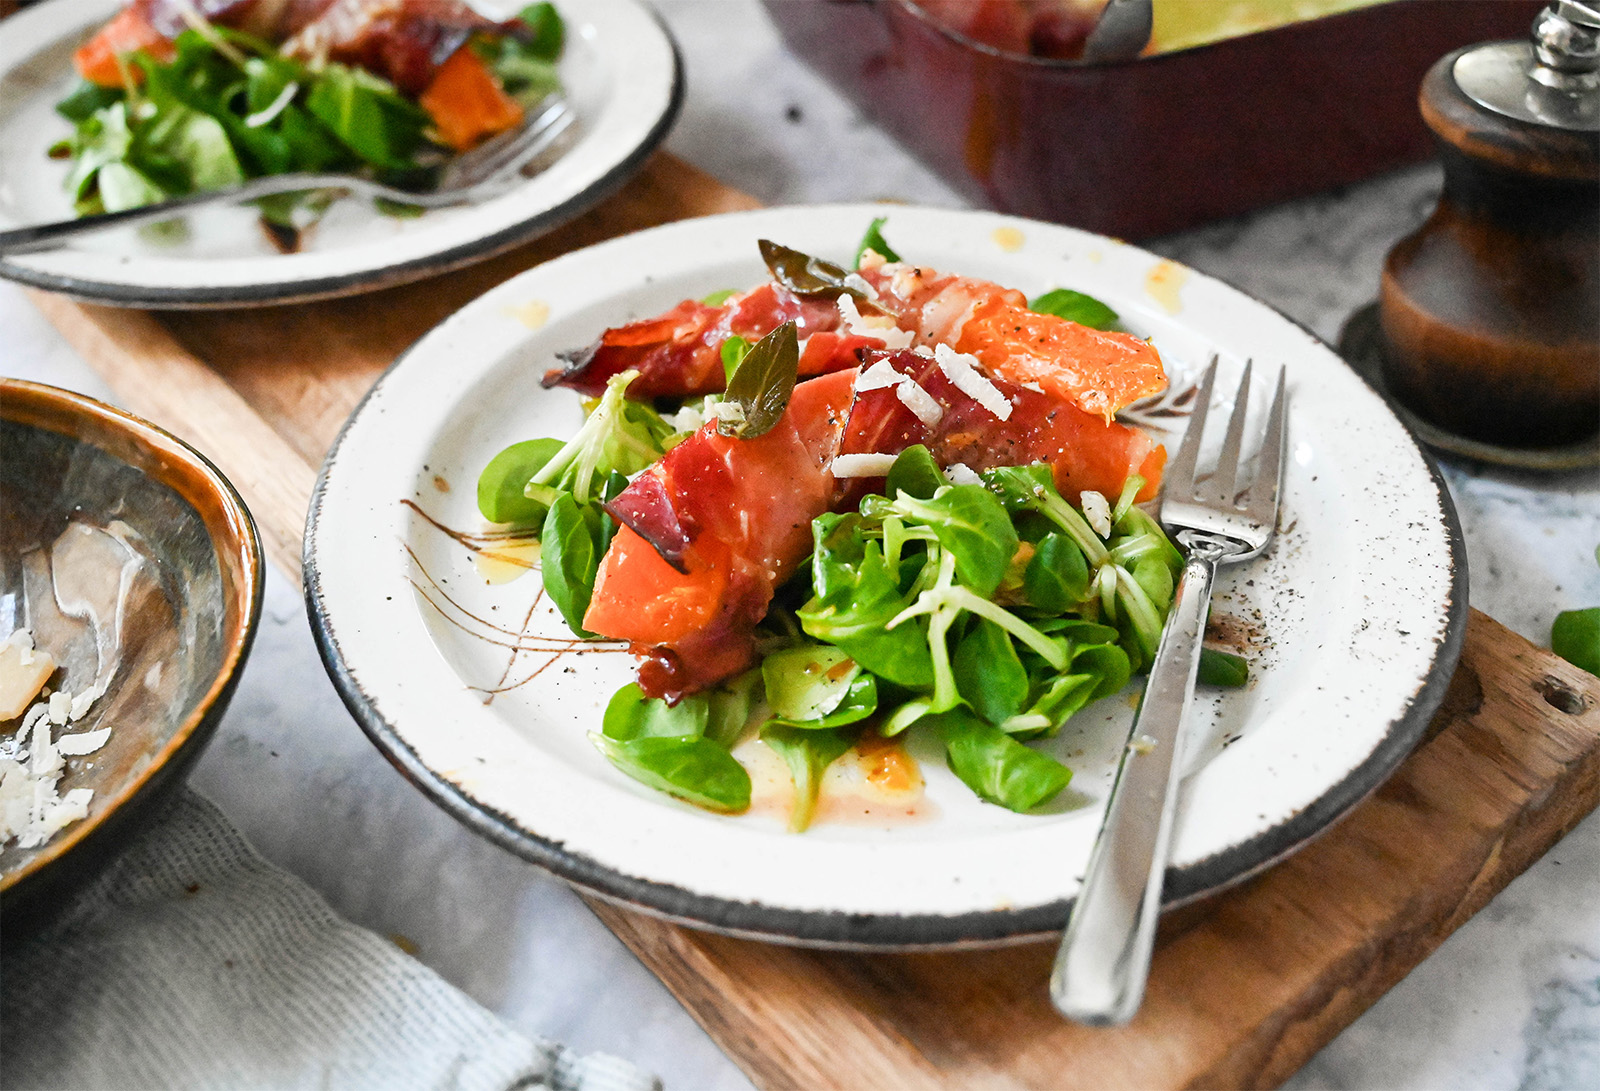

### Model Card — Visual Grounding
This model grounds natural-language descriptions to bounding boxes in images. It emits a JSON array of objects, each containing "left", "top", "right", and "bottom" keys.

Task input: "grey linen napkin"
[{"left": 1, "top": 789, "right": 660, "bottom": 1091}]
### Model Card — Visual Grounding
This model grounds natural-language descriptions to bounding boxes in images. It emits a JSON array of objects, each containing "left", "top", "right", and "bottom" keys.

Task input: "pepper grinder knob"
[{"left": 1379, "top": 0, "right": 1600, "bottom": 449}]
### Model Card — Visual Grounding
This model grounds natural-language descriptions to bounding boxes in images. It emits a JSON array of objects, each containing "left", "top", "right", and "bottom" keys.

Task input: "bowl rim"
[{"left": 0, "top": 378, "right": 265, "bottom": 898}]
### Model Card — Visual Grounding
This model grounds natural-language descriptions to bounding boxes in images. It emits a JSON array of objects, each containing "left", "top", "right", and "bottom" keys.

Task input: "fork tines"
[{"left": 1166, "top": 356, "right": 1287, "bottom": 524}]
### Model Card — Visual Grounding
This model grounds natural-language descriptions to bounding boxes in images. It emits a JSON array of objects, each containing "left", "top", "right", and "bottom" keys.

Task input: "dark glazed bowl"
[
  {"left": 0, "top": 380, "right": 263, "bottom": 931},
  {"left": 763, "top": 0, "right": 1543, "bottom": 239}
]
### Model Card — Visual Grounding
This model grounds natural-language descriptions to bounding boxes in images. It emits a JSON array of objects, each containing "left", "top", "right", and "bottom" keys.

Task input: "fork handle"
[{"left": 1050, "top": 540, "right": 1224, "bottom": 1025}]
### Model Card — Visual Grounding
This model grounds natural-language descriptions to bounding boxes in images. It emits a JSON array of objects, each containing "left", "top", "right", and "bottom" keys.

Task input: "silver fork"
[
  {"left": 1050, "top": 357, "right": 1288, "bottom": 1025},
  {"left": 0, "top": 96, "right": 574, "bottom": 256}
]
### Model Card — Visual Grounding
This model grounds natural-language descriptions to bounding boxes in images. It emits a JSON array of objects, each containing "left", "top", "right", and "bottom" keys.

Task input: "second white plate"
[{"left": 0, "top": 0, "right": 681, "bottom": 307}]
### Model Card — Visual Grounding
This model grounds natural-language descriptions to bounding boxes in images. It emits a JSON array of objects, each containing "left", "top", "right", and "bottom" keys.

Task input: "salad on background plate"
[
  {"left": 0, "top": 0, "right": 681, "bottom": 305},
  {"left": 304, "top": 205, "right": 1464, "bottom": 947},
  {"left": 51, "top": 0, "right": 569, "bottom": 249}
]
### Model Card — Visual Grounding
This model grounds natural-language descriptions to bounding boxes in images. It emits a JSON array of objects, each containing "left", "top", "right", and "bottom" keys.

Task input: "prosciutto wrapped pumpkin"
[{"left": 583, "top": 344, "right": 1163, "bottom": 697}]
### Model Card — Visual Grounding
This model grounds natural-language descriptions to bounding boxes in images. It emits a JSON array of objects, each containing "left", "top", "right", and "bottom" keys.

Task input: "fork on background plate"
[
  {"left": 1051, "top": 357, "right": 1288, "bottom": 1025},
  {"left": 0, "top": 95, "right": 574, "bottom": 256}
]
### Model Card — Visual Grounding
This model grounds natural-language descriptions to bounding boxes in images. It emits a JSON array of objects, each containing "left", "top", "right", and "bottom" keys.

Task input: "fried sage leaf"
[
  {"left": 758, "top": 239, "right": 885, "bottom": 313},
  {"left": 718, "top": 320, "right": 799, "bottom": 440}
]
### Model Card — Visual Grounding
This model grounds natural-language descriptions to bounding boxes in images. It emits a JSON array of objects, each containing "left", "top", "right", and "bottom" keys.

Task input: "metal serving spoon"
[{"left": 1082, "top": 0, "right": 1154, "bottom": 63}]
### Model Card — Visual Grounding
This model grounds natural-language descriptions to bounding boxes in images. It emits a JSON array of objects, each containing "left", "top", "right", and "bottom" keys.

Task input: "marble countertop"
[{"left": 4, "top": 2, "right": 1598, "bottom": 1088}]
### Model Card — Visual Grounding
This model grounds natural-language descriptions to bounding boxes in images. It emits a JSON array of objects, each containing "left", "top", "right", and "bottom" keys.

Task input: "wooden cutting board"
[{"left": 23, "top": 152, "right": 1600, "bottom": 1090}]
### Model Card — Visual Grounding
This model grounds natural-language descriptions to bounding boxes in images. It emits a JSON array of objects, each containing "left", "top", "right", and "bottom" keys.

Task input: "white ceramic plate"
[
  {"left": 305, "top": 205, "right": 1466, "bottom": 949},
  {"left": 0, "top": 0, "right": 680, "bottom": 307}
]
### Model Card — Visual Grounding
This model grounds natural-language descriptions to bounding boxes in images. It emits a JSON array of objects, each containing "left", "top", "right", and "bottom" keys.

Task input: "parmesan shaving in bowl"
[{"left": 0, "top": 628, "right": 110, "bottom": 855}]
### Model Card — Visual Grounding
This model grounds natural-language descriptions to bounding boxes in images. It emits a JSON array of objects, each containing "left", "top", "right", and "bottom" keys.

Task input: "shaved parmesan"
[
  {"left": 830, "top": 453, "right": 900, "bottom": 478},
  {"left": 934, "top": 344, "right": 1012, "bottom": 420},
  {"left": 838, "top": 295, "right": 913, "bottom": 350},
  {"left": 854, "top": 357, "right": 944, "bottom": 426},
  {"left": 946, "top": 463, "right": 983, "bottom": 486},
  {"left": 70, "top": 681, "right": 107, "bottom": 723},
  {"left": 56, "top": 728, "right": 112, "bottom": 757},
  {"left": 854, "top": 358, "right": 904, "bottom": 393},
  {"left": 895, "top": 378, "right": 944, "bottom": 426},
  {"left": 665, "top": 399, "right": 711, "bottom": 433},
  {"left": 0, "top": 628, "right": 113, "bottom": 856},
  {"left": 0, "top": 634, "right": 55, "bottom": 720},
  {"left": 1081, "top": 490, "right": 1113, "bottom": 537}
]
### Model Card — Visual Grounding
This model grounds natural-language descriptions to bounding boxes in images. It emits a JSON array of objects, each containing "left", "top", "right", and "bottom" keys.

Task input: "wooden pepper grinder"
[{"left": 1380, "top": 0, "right": 1600, "bottom": 450}]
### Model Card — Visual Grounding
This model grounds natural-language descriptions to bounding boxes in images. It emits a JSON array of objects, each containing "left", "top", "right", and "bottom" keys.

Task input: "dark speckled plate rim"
[
  {"left": 0, "top": 5, "right": 683, "bottom": 311},
  {"left": 0, "top": 379, "right": 266, "bottom": 907},
  {"left": 301, "top": 244, "right": 1469, "bottom": 951}
]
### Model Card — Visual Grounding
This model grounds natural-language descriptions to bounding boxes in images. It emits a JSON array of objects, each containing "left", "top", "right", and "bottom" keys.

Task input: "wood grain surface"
[{"left": 23, "top": 150, "right": 1600, "bottom": 1090}]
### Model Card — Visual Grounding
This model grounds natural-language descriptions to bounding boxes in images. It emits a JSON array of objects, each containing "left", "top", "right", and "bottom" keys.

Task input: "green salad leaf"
[
  {"left": 1029, "top": 288, "right": 1120, "bottom": 330},
  {"left": 477, "top": 438, "right": 566, "bottom": 525},
  {"left": 761, "top": 725, "right": 854, "bottom": 832},
  {"left": 1198, "top": 647, "right": 1250, "bottom": 687},
  {"left": 592, "top": 677, "right": 755, "bottom": 812},
  {"left": 952, "top": 618, "right": 1029, "bottom": 726},
  {"left": 592, "top": 735, "right": 751, "bottom": 813},
  {"left": 1550, "top": 546, "right": 1600, "bottom": 677},
  {"left": 1552, "top": 609, "right": 1600, "bottom": 677},
  {"left": 798, "top": 514, "right": 934, "bottom": 688},
  {"left": 855, "top": 216, "right": 901, "bottom": 265},
  {"left": 540, "top": 493, "right": 606, "bottom": 637},
  {"left": 476, "top": 3, "right": 565, "bottom": 106},
  {"left": 719, "top": 334, "right": 753, "bottom": 383},
  {"left": 55, "top": 81, "right": 123, "bottom": 124},
  {"left": 930, "top": 711, "right": 1072, "bottom": 812},
  {"left": 884, "top": 444, "right": 945, "bottom": 500},
  {"left": 304, "top": 63, "right": 431, "bottom": 170},
  {"left": 603, "top": 682, "right": 709, "bottom": 741},
  {"left": 523, "top": 369, "right": 674, "bottom": 508},
  {"left": 518, "top": 3, "right": 567, "bottom": 61}
]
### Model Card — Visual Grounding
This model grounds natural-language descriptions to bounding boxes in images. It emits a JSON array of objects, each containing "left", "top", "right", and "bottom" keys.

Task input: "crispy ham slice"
[
  {"left": 838, "top": 349, "right": 1165, "bottom": 505},
  {"left": 545, "top": 255, "right": 1166, "bottom": 424},
  {"left": 544, "top": 283, "right": 883, "bottom": 400},
  {"left": 858, "top": 263, "right": 1168, "bottom": 422}
]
